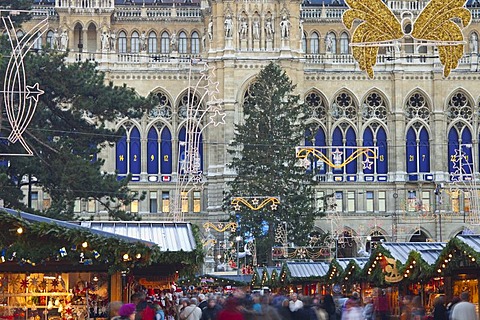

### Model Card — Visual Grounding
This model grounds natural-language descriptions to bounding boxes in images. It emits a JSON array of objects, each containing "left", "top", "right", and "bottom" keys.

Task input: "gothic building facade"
[{"left": 19, "top": 0, "right": 480, "bottom": 256}]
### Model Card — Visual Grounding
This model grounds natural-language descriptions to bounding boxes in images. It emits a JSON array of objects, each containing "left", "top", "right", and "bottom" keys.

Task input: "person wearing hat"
[{"left": 119, "top": 303, "right": 137, "bottom": 320}]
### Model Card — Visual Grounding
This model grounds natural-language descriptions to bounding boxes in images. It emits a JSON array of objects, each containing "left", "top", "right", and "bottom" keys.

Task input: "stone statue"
[
  {"left": 208, "top": 19, "right": 213, "bottom": 41},
  {"left": 253, "top": 19, "right": 260, "bottom": 40},
  {"left": 280, "top": 16, "right": 291, "bottom": 39},
  {"left": 299, "top": 19, "right": 304, "bottom": 39},
  {"left": 170, "top": 31, "right": 177, "bottom": 51},
  {"left": 51, "top": 29, "right": 59, "bottom": 49},
  {"left": 265, "top": 18, "right": 274, "bottom": 40},
  {"left": 101, "top": 31, "right": 110, "bottom": 50},
  {"left": 240, "top": 18, "right": 248, "bottom": 39},
  {"left": 326, "top": 35, "right": 333, "bottom": 53},
  {"left": 470, "top": 33, "right": 478, "bottom": 53},
  {"left": 59, "top": 29, "right": 68, "bottom": 51},
  {"left": 224, "top": 15, "right": 233, "bottom": 38},
  {"left": 202, "top": 30, "right": 207, "bottom": 51},
  {"left": 110, "top": 29, "right": 116, "bottom": 51},
  {"left": 140, "top": 31, "right": 147, "bottom": 51}
]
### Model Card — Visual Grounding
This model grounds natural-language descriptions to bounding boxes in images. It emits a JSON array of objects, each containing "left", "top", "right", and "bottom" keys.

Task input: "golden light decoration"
[
  {"left": 203, "top": 222, "right": 238, "bottom": 233},
  {"left": 231, "top": 196, "right": 280, "bottom": 211},
  {"left": 202, "top": 238, "right": 217, "bottom": 248},
  {"left": 343, "top": 0, "right": 471, "bottom": 78},
  {"left": 295, "top": 146, "right": 377, "bottom": 169}
]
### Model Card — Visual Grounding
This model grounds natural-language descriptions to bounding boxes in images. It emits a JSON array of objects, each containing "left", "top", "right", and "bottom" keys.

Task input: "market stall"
[{"left": 279, "top": 261, "right": 329, "bottom": 295}]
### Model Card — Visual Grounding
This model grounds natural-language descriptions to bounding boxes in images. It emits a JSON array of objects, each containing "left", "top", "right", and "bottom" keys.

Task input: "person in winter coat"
[
  {"left": 119, "top": 303, "right": 137, "bottom": 320},
  {"left": 179, "top": 298, "right": 202, "bottom": 320},
  {"left": 217, "top": 297, "right": 245, "bottom": 320},
  {"left": 201, "top": 298, "right": 221, "bottom": 320},
  {"left": 362, "top": 296, "right": 374, "bottom": 320}
]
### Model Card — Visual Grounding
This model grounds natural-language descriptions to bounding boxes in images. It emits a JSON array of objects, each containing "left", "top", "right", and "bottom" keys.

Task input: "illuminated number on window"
[
  {"left": 379, "top": 155, "right": 384, "bottom": 162},
  {"left": 422, "top": 154, "right": 425, "bottom": 161},
  {"left": 150, "top": 154, "right": 155, "bottom": 161},
  {"left": 164, "top": 155, "right": 169, "bottom": 162},
  {"left": 133, "top": 155, "right": 138, "bottom": 162},
  {"left": 119, "top": 155, "right": 125, "bottom": 161},
  {"left": 465, "top": 155, "right": 469, "bottom": 161},
  {"left": 409, "top": 155, "right": 414, "bottom": 162},
  {"left": 451, "top": 155, "right": 456, "bottom": 162}
]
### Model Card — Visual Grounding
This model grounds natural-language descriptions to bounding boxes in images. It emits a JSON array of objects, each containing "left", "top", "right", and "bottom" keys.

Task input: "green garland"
[
  {"left": 339, "top": 260, "right": 364, "bottom": 285},
  {"left": 0, "top": 210, "right": 201, "bottom": 275}
]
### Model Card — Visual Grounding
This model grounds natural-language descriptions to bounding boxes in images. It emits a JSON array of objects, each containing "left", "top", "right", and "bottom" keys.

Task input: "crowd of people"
[{"left": 107, "top": 287, "right": 478, "bottom": 320}]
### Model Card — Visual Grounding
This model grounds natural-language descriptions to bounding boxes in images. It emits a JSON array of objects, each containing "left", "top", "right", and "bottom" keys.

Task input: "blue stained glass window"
[
  {"left": 448, "top": 128, "right": 459, "bottom": 174},
  {"left": 377, "top": 127, "right": 388, "bottom": 174},
  {"left": 116, "top": 135, "right": 127, "bottom": 175},
  {"left": 332, "top": 127, "right": 344, "bottom": 173},
  {"left": 129, "top": 127, "right": 141, "bottom": 174},
  {"left": 419, "top": 128, "right": 430, "bottom": 173},
  {"left": 345, "top": 127, "right": 357, "bottom": 174},
  {"left": 147, "top": 127, "right": 159, "bottom": 174},
  {"left": 406, "top": 127, "right": 417, "bottom": 175},
  {"left": 461, "top": 128, "right": 473, "bottom": 175},
  {"left": 161, "top": 127, "right": 172, "bottom": 174},
  {"left": 363, "top": 127, "right": 374, "bottom": 174}
]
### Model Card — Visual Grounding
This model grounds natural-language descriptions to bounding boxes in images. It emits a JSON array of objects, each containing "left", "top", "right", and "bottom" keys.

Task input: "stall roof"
[
  {"left": 336, "top": 258, "right": 369, "bottom": 270},
  {"left": 0, "top": 207, "right": 155, "bottom": 246},
  {"left": 286, "top": 261, "right": 330, "bottom": 278},
  {"left": 456, "top": 234, "right": 480, "bottom": 252},
  {"left": 380, "top": 242, "right": 446, "bottom": 264},
  {"left": 80, "top": 221, "right": 196, "bottom": 252}
]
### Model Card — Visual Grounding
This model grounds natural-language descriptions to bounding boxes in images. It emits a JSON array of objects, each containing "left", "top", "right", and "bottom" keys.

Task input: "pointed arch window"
[
  {"left": 178, "top": 31, "right": 187, "bottom": 53},
  {"left": 363, "top": 125, "right": 388, "bottom": 177},
  {"left": 191, "top": 31, "right": 200, "bottom": 54},
  {"left": 305, "top": 126, "right": 327, "bottom": 174},
  {"left": 310, "top": 32, "right": 319, "bottom": 54},
  {"left": 332, "top": 125, "right": 357, "bottom": 176},
  {"left": 340, "top": 32, "right": 349, "bottom": 54},
  {"left": 178, "top": 126, "right": 203, "bottom": 175},
  {"left": 147, "top": 125, "right": 173, "bottom": 175},
  {"left": 148, "top": 31, "right": 157, "bottom": 53},
  {"left": 161, "top": 32, "right": 170, "bottom": 53},
  {"left": 115, "top": 125, "right": 141, "bottom": 177},
  {"left": 118, "top": 31, "right": 127, "bottom": 53},
  {"left": 46, "top": 30, "right": 54, "bottom": 49},
  {"left": 448, "top": 124, "right": 473, "bottom": 179},
  {"left": 406, "top": 123, "right": 430, "bottom": 181},
  {"left": 131, "top": 31, "right": 140, "bottom": 53},
  {"left": 33, "top": 32, "right": 42, "bottom": 50}
]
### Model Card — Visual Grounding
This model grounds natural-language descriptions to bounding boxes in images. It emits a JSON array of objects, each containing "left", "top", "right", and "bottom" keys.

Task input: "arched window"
[
  {"left": 115, "top": 125, "right": 141, "bottom": 178},
  {"left": 33, "top": 32, "right": 42, "bottom": 50},
  {"left": 305, "top": 126, "right": 327, "bottom": 174},
  {"left": 129, "top": 126, "right": 141, "bottom": 174},
  {"left": 118, "top": 31, "right": 127, "bottom": 53},
  {"left": 363, "top": 125, "right": 388, "bottom": 178},
  {"left": 448, "top": 124, "right": 473, "bottom": 179},
  {"left": 178, "top": 126, "right": 203, "bottom": 174},
  {"left": 406, "top": 123, "right": 430, "bottom": 181},
  {"left": 310, "top": 32, "right": 319, "bottom": 54},
  {"left": 191, "top": 31, "right": 200, "bottom": 54},
  {"left": 161, "top": 32, "right": 170, "bottom": 53},
  {"left": 46, "top": 30, "right": 54, "bottom": 48},
  {"left": 332, "top": 125, "right": 357, "bottom": 176},
  {"left": 147, "top": 125, "right": 173, "bottom": 175},
  {"left": 340, "top": 32, "right": 349, "bottom": 54},
  {"left": 148, "top": 31, "right": 157, "bottom": 53},
  {"left": 178, "top": 31, "right": 187, "bottom": 54},
  {"left": 131, "top": 31, "right": 140, "bottom": 53}
]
